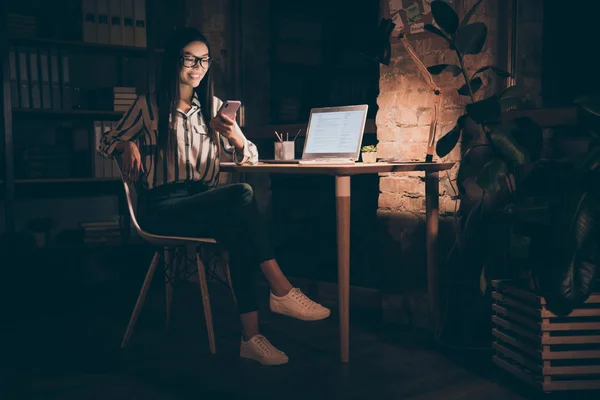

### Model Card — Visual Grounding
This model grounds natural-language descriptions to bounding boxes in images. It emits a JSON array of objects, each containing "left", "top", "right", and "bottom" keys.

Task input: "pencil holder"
[{"left": 275, "top": 141, "right": 295, "bottom": 160}]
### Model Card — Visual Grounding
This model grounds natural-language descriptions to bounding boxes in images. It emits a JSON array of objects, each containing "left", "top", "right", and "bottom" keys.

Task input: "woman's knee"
[{"left": 232, "top": 183, "right": 254, "bottom": 206}]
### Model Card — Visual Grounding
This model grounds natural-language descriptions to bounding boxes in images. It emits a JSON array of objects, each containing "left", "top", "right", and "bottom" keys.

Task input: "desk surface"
[{"left": 221, "top": 161, "right": 455, "bottom": 175}]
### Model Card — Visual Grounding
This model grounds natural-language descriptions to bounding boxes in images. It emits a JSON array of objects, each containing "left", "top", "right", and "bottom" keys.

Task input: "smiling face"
[{"left": 179, "top": 41, "right": 210, "bottom": 88}]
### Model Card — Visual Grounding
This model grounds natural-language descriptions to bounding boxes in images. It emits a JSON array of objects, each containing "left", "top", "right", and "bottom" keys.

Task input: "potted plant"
[
  {"left": 361, "top": 145, "right": 377, "bottom": 163},
  {"left": 425, "top": 0, "right": 599, "bottom": 316}
]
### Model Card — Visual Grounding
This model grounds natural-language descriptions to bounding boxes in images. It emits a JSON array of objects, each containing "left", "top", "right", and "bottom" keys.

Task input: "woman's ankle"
[{"left": 243, "top": 331, "right": 259, "bottom": 341}]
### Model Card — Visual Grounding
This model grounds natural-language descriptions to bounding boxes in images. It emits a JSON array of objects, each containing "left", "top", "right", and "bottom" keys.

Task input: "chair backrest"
[
  {"left": 113, "top": 156, "right": 149, "bottom": 239},
  {"left": 113, "top": 155, "right": 218, "bottom": 247}
]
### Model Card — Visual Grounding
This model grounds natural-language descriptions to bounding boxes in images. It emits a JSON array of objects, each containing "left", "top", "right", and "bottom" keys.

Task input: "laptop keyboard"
[{"left": 298, "top": 159, "right": 356, "bottom": 165}]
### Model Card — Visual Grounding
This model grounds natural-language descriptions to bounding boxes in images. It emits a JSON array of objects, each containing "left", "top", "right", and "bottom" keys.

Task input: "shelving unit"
[
  {"left": 268, "top": 0, "right": 380, "bottom": 125},
  {"left": 0, "top": 0, "right": 165, "bottom": 248}
]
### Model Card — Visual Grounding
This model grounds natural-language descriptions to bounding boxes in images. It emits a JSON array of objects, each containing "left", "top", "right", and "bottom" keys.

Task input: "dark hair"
[{"left": 156, "top": 27, "right": 215, "bottom": 153}]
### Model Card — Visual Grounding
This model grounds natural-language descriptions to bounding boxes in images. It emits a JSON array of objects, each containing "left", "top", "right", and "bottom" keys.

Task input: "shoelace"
[
  {"left": 290, "top": 288, "right": 317, "bottom": 309},
  {"left": 253, "top": 335, "right": 276, "bottom": 355}
]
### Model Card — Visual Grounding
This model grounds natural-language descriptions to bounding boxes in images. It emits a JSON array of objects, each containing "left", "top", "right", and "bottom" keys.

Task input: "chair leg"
[
  {"left": 196, "top": 252, "right": 217, "bottom": 354},
  {"left": 221, "top": 252, "right": 237, "bottom": 304},
  {"left": 165, "top": 247, "right": 175, "bottom": 330},
  {"left": 121, "top": 251, "right": 161, "bottom": 349}
]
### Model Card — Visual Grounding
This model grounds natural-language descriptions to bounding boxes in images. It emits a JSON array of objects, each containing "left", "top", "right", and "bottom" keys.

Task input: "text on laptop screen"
[{"left": 304, "top": 110, "right": 366, "bottom": 154}]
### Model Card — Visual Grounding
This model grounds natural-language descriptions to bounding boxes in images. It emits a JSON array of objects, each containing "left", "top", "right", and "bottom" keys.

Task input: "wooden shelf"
[
  {"left": 16, "top": 177, "right": 120, "bottom": 184},
  {"left": 42, "top": 239, "right": 149, "bottom": 251},
  {"left": 13, "top": 108, "right": 124, "bottom": 120},
  {"left": 242, "top": 118, "right": 377, "bottom": 139},
  {"left": 9, "top": 178, "right": 123, "bottom": 198},
  {"left": 8, "top": 37, "right": 162, "bottom": 56}
]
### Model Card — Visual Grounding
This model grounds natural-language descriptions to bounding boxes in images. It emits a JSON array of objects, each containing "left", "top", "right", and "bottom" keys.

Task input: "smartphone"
[{"left": 218, "top": 100, "right": 241, "bottom": 120}]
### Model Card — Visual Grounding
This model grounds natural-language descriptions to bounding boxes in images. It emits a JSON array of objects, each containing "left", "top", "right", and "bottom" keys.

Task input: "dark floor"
[{"left": 3, "top": 262, "right": 597, "bottom": 400}]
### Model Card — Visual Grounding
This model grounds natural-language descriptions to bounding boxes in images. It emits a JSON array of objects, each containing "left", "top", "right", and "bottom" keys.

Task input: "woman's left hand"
[{"left": 210, "top": 112, "right": 244, "bottom": 148}]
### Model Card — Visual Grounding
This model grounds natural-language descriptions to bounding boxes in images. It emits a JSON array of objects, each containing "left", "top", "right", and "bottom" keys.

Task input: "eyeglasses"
[{"left": 181, "top": 55, "right": 213, "bottom": 69}]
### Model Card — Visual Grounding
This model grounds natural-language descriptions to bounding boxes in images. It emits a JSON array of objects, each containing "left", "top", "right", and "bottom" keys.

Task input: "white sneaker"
[
  {"left": 270, "top": 288, "right": 331, "bottom": 321},
  {"left": 240, "top": 334, "right": 289, "bottom": 366}
]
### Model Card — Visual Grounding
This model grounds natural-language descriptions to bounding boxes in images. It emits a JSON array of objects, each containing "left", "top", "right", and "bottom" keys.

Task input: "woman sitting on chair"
[{"left": 99, "top": 27, "right": 330, "bottom": 366}]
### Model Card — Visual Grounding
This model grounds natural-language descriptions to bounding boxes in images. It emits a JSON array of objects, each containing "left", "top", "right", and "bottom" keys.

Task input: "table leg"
[
  {"left": 425, "top": 171, "right": 440, "bottom": 335},
  {"left": 335, "top": 175, "right": 351, "bottom": 363}
]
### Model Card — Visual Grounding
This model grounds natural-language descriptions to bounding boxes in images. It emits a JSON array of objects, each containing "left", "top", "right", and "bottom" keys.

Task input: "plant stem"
[
  {"left": 456, "top": 50, "right": 494, "bottom": 146},
  {"left": 456, "top": 52, "right": 476, "bottom": 104}
]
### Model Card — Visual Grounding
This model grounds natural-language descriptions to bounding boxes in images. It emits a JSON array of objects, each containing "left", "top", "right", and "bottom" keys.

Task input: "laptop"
[{"left": 261, "top": 104, "right": 369, "bottom": 165}]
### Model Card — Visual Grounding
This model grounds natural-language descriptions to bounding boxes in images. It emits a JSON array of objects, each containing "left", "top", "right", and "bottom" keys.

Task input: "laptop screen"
[{"left": 302, "top": 105, "right": 368, "bottom": 159}]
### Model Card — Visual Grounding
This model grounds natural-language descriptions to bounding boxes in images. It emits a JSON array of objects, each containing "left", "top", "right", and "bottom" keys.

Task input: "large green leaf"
[
  {"left": 476, "top": 158, "right": 507, "bottom": 192},
  {"left": 455, "top": 22, "right": 487, "bottom": 55},
  {"left": 511, "top": 116, "right": 543, "bottom": 161},
  {"left": 435, "top": 124, "right": 461, "bottom": 158},
  {"left": 456, "top": 159, "right": 477, "bottom": 194},
  {"left": 539, "top": 191, "right": 600, "bottom": 314},
  {"left": 431, "top": 0, "right": 459, "bottom": 35},
  {"left": 460, "top": 0, "right": 484, "bottom": 28},
  {"left": 472, "top": 66, "right": 511, "bottom": 78},
  {"left": 424, "top": 24, "right": 454, "bottom": 47},
  {"left": 427, "top": 63, "right": 462, "bottom": 76},
  {"left": 490, "top": 123, "right": 530, "bottom": 164},
  {"left": 574, "top": 93, "right": 600, "bottom": 117},
  {"left": 499, "top": 85, "right": 528, "bottom": 111},
  {"left": 466, "top": 95, "right": 502, "bottom": 124},
  {"left": 458, "top": 77, "right": 482, "bottom": 96},
  {"left": 578, "top": 146, "right": 600, "bottom": 172}
]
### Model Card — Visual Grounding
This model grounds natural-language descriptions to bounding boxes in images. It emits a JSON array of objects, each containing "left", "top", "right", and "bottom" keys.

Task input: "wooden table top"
[{"left": 221, "top": 161, "right": 455, "bottom": 175}]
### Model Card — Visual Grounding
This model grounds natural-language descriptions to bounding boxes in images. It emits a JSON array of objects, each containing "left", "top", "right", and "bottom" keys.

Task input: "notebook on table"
[{"left": 260, "top": 104, "right": 369, "bottom": 165}]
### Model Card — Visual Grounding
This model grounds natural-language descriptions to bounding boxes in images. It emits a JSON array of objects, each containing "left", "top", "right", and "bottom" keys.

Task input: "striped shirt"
[{"left": 99, "top": 93, "right": 258, "bottom": 190}]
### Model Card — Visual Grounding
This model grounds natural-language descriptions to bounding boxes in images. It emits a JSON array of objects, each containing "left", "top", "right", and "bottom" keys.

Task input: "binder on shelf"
[
  {"left": 82, "top": 0, "right": 97, "bottom": 43},
  {"left": 133, "top": 0, "right": 146, "bottom": 48},
  {"left": 9, "top": 47, "right": 19, "bottom": 108},
  {"left": 49, "top": 48, "right": 61, "bottom": 110},
  {"left": 39, "top": 48, "right": 52, "bottom": 109},
  {"left": 121, "top": 0, "right": 135, "bottom": 47},
  {"left": 96, "top": 0, "right": 110, "bottom": 44},
  {"left": 93, "top": 121, "right": 105, "bottom": 178},
  {"left": 29, "top": 47, "right": 41, "bottom": 109},
  {"left": 60, "top": 51, "right": 71, "bottom": 110},
  {"left": 109, "top": 0, "right": 122, "bottom": 46},
  {"left": 17, "top": 48, "right": 30, "bottom": 109}
]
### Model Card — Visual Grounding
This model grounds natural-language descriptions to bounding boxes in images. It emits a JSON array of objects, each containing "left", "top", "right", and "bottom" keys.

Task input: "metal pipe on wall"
[{"left": 509, "top": 0, "right": 519, "bottom": 87}]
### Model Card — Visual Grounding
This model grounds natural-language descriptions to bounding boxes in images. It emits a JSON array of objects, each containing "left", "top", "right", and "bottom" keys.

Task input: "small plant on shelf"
[{"left": 361, "top": 145, "right": 377, "bottom": 163}]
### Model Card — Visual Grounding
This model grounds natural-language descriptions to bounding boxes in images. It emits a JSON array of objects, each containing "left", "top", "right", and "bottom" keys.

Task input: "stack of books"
[
  {"left": 89, "top": 86, "right": 137, "bottom": 112},
  {"left": 7, "top": 13, "right": 37, "bottom": 38},
  {"left": 80, "top": 220, "right": 122, "bottom": 245}
]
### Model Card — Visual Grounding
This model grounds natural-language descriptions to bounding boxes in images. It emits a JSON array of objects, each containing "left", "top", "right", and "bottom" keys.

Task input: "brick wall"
[
  {"left": 375, "top": 0, "right": 544, "bottom": 326},
  {"left": 375, "top": 0, "right": 500, "bottom": 297}
]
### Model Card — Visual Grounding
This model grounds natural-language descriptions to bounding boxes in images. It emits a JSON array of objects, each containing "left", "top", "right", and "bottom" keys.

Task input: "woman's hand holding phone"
[{"left": 210, "top": 100, "right": 244, "bottom": 149}]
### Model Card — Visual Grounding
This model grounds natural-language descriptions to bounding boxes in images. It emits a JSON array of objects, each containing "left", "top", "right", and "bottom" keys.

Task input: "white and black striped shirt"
[{"left": 99, "top": 93, "right": 258, "bottom": 190}]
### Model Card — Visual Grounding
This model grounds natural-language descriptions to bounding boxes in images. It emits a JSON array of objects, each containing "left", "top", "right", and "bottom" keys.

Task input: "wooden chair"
[{"left": 116, "top": 158, "right": 234, "bottom": 354}]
